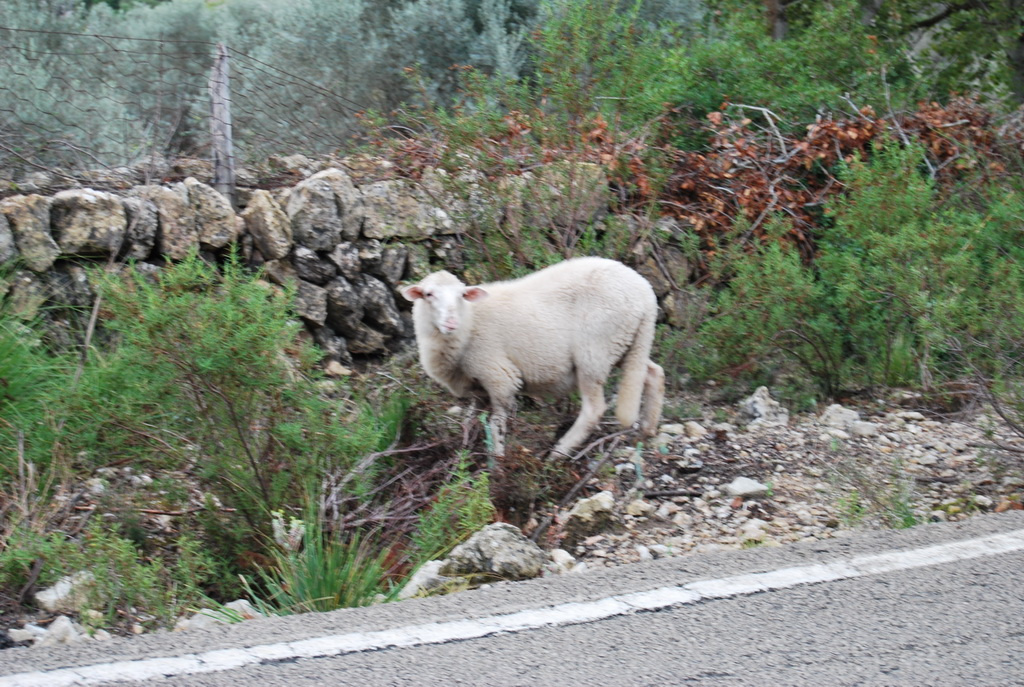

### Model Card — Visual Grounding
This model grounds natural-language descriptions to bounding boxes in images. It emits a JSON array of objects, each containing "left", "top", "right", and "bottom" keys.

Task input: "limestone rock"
[
  {"left": 176, "top": 600, "right": 263, "bottom": 632},
  {"left": 0, "top": 194, "right": 58, "bottom": 271},
  {"left": 684, "top": 421, "right": 708, "bottom": 440},
  {"left": 295, "top": 280, "right": 327, "bottom": 325},
  {"left": 739, "top": 386, "right": 790, "bottom": 427},
  {"left": 293, "top": 246, "right": 337, "bottom": 285},
  {"left": 170, "top": 157, "right": 214, "bottom": 182},
  {"left": 626, "top": 498, "right": 657, "bottom": 517},
  {"left": 6, "top": 271, "right": 47, "bottom": 320},
  {"left": 548, "top": 549, "right": 577, "bottom": 574},
  {"left": 34, "top": 616, "right": 83, "bottom": 648},
  {"left": 361, "top": 177, "right": 453, "bottom": 240},
  {"left": 34, "top": 571, "right": 95, "bottom": 614},
  {"left": 562, "top": 490, "right": 617, "bottom": 547},
  {"left": 343, "top": 322, "right": 390, "bottom": 355},
  {"left": 241, "top": 190, "right": 292, "bottom": 260},
  {"left": 0, "top": 211, "right": 16, "bottom": 264},
  {"left": 398, "top": 560, "right": 452, "bottom": 600},
  {"left": 45, "top": 263, "right": 93, "bottom": 309},
  {"left": 849, "top": 420, "right": 880, "bottom": 437},
  {"left": 819, "top": 404, "right": 860, "bottom": 429},
  {"left": 133, "top": 185, "right": 197, "bottom": 260},
  {"left": 376, "top": 245, "right": 408, "bottom": 285},
  {"left": 287, "top": 168, "right": 364, "bottom": 250},
  {"left": 738, "top": 518, "right": 770, "bottom": 542},
  {"left": 357, "top": 239, "right": 383, "bottom": 273},
  {"left": 325, "top": 275, "right": 365, "bottom": 334},
  {"left": 313, "top": 325, "right": 351, "bottom": 365},
  {"left": 440, "top": 523, "right": 546, "bottom": 580},
  {"left": 50, "top": 188, "right": 127, "bottom": 256},
  {"left": 328, "top": 241, "right": 361, "bottom": 280},
  {"left": 724, "top": 476, "right": 770, "bottom": 498},
  {"left": 185, "top": 177, "right": 238, "bottom": 249},
  {"left": 263, "top": 258, "right": 297, "bottom": 286},
  {"left": 122, "top": 195, "right": 158, "bottom": 260},
  {"left": 358, "top": 274, "right": 406, "bottom": 336}
]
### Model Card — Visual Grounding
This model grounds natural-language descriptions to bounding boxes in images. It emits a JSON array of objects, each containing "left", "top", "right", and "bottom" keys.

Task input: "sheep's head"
[{"left": 402, "top": 271, "right": 488, "bottom": 335}]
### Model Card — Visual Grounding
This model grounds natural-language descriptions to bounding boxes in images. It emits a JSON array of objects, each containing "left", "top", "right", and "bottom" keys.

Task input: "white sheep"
[{"left": 402, "top": 256, "right": 665, "bottom": 457}]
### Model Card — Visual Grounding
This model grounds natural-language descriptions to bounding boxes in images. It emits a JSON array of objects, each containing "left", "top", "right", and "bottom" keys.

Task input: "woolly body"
[{"left": 403, "top": 257, "right": 664, "bottom": 457}]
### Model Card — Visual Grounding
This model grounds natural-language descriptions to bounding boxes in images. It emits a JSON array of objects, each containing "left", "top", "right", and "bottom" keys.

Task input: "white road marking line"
[{"left": 3, "top": 528, "right": 1024, "bottom": 687}]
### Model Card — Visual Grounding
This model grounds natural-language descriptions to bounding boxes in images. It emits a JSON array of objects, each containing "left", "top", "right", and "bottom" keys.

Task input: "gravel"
[{"left": 553, "top": 394, "right": 1024, "bottom": 571}]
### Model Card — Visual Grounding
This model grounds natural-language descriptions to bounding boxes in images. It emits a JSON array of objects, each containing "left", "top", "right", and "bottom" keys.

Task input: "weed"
[
  {"left": 244, "top": 527, "right": 398, "bottom": 615},
  {"left": 836, "top": 490, "right": 868, "bottom": 527},
  {"left": 409, "top": 451, "right": 495, "bottom": 566}
]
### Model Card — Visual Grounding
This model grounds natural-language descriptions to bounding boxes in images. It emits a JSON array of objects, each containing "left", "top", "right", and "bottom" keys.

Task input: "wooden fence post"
[{"left": 209, "top": 43, "right": 236, "bottom": 207}]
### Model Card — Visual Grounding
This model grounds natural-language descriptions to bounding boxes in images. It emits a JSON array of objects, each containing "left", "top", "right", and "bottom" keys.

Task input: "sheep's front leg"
[
  {"left": 551, "top": 377, "right": 606, "bottom": 458},
  {"left": 487, "top": 393, "right": 515, "bottom": 457}
]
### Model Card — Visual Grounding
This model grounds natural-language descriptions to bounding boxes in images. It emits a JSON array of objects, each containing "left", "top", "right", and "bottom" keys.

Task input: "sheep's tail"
[{"left": 615, "top": 310, "right": 662, "bottom": 434}]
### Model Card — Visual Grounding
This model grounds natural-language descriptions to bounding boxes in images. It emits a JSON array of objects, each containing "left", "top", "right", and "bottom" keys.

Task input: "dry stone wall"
[
  {"left": 0, "top": 157, "right": 691, "bottom": 362},
  {"left": 0, "top": 162, "right": 474, "bottom": 363}
]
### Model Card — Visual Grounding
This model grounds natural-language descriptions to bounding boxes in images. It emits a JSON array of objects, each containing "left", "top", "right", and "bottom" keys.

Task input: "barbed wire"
[{"left": 0, "top": 25, "right": 372, "bottom": 195}]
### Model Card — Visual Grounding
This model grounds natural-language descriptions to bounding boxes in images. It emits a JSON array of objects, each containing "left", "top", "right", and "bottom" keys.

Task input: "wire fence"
[{"left": 0, "top": 25, "right": 368, "bottom": 196}]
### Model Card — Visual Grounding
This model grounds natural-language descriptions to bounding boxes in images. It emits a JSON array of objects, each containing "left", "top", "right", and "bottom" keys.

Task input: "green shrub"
[
  {"left": 70, "top": 254, "right": 405, "bottom": 532},
  {"left": 0, "top": 312, "right": 68, "bottom": 477},
  {"left": 63, "top": 522, "right": 214, "bottom": 627},
  {"left": 697, "top": 139, "right": 1024, "bottom": 396},
  {"left": 0, "top": 527, "right": 75, "bottom": 593}
]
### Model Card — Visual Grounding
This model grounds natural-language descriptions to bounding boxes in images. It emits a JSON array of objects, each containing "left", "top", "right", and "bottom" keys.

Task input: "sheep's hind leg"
[{"left": 550, "top": 378, "right": 606, "bottom": 459}]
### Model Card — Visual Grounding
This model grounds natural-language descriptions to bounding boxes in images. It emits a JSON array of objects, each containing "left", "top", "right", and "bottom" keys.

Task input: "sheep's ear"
[
  {"left": 463, "top": 286, "right": 488, "bottom": 302},
  {"left": 402, "top": 285, "right": 425, "bottom": 302}
]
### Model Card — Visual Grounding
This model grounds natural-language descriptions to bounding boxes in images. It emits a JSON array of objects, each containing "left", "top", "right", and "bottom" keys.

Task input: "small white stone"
[
  {"left": 819, "top": 404, "right": 860, "bottom": 429},
  {"left": 37, "top": 616, "right": 79, "bottom": 647},
  {"left": 684, "top": 421, "right": 708, "bottom": 439},
  {"left": 724, "top": 477, "right": 769, "bottom": 498},
  {"left": 739, "top": 386, "right": 790, "bottom": 427},
  {"left": 655, "top": 501, "right": 681, "bottom": 520},
  {"left": 129, "top": 473, "right": 153, "bottom": 487},
  {"left": 626, "top": 499, "right": 656, "bottom": 517},
  {"left": 8, "top": 626, "right": 44, "bottom": 643},
  {"left": 567, "top": 491, "right": 615, "bottom": 520},
  {"left": 973, "top": 494, "right": 994, "bottom": 508},
  {"left": 34, "top": 571, "right": 95, "bottom": 614},
  {"left": 324, "top": 360, "right": 352, "bottom": 377},
  {"left": 849, "top": 421, "right": 880, "bottom": 437},
  {"left": 659, "top": 423, "right": 686, "bottom": 436},
  {"left": 549, "top": 549, "right": 576, "bottom": 571},
  {"left": 672, "top": 512, "right": 694, "bottom": 527},
  {"left": 739, "top": 518, "right": 769, "bottom": 542}
]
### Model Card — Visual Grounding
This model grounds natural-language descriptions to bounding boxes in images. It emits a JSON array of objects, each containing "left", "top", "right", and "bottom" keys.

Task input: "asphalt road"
[{"left": 3, "top": 512, "right": 1023, "bottom": 687}]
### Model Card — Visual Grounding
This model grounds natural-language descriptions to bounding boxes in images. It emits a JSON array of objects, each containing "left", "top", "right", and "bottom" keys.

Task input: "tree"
[
  {"left": 754, "top": 0, "right": 1024, "bottom": 105},
  {"left": 864, "top": 0, "right": 1024, "bottom": 104}
]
